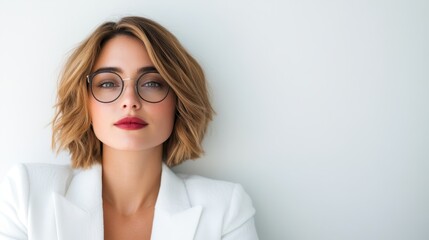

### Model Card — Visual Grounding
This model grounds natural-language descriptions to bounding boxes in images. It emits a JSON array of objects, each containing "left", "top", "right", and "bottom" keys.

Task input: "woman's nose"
[{"left": 120, "top": 83, "right": 142, "bottom": 110}]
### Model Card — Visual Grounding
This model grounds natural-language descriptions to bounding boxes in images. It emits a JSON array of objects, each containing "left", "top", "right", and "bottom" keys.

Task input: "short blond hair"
[{"left": 52, "top": 16, "right": 214, "bottom": 168}]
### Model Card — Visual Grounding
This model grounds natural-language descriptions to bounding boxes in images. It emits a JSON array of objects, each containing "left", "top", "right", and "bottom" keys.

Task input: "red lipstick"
[{"left": 114, "top": 117, "right": 148, "bottom": 130}]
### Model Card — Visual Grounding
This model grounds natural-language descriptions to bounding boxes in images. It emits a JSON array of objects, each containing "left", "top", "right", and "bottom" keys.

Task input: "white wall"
[{"left": 1, "top": 0, "right": 428, "bottom": 239}]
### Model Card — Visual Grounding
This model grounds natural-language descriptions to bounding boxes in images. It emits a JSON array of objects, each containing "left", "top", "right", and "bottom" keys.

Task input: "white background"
[{"left": 1, "top": 0, "right": 428, "bottom": 239}]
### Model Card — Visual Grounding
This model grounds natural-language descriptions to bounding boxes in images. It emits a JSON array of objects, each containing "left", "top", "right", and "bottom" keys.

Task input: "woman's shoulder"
[
  {"left": 177, "top": 172, "right": 244, "bottom": 198},
  {"left": 173, "top": 172, "right": 257, "bottom": 236},
  {"left": 177, "top": 173, "right": 255, "bottom": 220},
  {"left": 176, "top": 171, "right": 253, "bottom": 201},
  {"left": 4, "top": 162, "right": 74, "bottom": 179},
  {"left": 1, "top": 163, "right": 78, "bottom": 193}
]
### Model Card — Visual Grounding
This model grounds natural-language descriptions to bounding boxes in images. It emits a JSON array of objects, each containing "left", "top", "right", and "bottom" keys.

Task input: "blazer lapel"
[
  {"left": 52, "top": 163, "right": 202, "bottom": 240},
  {"left": 53, "top": 164, "right": 104, "bottom": 240},
  {"left": 151, "top": 164, "right": 203, "bottom": 240}
]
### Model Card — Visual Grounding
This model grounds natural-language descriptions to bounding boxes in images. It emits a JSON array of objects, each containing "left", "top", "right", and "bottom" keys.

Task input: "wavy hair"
[{"left": 52, "top": 16, "right": 214, "bottom": 168}]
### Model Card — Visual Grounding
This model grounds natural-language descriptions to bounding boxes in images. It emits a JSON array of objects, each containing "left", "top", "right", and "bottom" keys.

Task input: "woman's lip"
[{"left": 114, "top": 117, "right": 148, "bottom": 130}]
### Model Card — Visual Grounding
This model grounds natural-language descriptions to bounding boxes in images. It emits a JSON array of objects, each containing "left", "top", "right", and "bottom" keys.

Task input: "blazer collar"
[
  {"left": 53, "top": 163, "right": 202, "bottom": 240},
  {"left": 151, "top": 163, "right": 202, "bottom": 240}
]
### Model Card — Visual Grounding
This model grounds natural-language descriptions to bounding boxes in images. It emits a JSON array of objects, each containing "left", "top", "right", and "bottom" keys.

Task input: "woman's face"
[{"left": 88, "top": 35, "right": 176, "bottom": 152}]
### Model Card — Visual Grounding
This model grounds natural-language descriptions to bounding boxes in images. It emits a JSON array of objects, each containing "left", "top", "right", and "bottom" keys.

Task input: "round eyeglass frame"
[{"left": 86, "top": 69, "right": 170, "bottom": 104}]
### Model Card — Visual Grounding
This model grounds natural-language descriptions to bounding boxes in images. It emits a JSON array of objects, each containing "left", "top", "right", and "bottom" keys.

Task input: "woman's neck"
[{"left": 101, "top": 144, "right": 163, "bottom": 216}]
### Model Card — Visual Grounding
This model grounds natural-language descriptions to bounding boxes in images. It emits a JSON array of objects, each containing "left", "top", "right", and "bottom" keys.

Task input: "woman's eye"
[
  {"left": 143, "top": 81, "right": 162, "bottom": 88},
  {"left": 98, "top": 81, "right": 117, "bottom": 88}
]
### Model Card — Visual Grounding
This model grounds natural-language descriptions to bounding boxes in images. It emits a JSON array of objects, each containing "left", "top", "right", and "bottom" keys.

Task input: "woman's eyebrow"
[
  {"left": 93, "top": 66, "right": 157, "bottom": 74},
  {"left": 137, "top": 66, "right": 157, "bottom": 74},
  {"left": 93, "top": 66, "right": 120, "bottom": 73}
]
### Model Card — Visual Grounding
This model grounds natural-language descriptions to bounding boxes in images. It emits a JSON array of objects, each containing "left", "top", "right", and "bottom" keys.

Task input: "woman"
[{"left": 0, "top": 16, "right": 258, "bottom": 239}]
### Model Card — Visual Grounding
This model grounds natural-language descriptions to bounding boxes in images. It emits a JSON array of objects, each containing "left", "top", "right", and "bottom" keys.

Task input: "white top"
[{"left": 0, "top": 162, "right": 258, "bottom": 240}]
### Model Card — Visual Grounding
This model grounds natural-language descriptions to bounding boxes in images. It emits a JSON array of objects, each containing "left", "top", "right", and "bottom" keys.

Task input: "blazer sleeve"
[
  {"left": 0, "top": 164, "right": 29, "bottom": 240},
  {"left": 221, "top": 184, "right": 259, "bottom": 240}
]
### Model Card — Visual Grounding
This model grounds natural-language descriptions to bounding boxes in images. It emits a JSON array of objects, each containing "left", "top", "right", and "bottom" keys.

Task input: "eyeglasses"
[{"left": 86, "top": 68, "right": 170, "bottom": 103}]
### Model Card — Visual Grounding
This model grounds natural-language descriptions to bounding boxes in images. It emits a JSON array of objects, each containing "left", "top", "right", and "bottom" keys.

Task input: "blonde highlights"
[{"left": 52, "top": 16, "right": 214, "bottom": 168}]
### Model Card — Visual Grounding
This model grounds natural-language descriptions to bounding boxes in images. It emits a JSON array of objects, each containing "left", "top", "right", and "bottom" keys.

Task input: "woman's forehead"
[{"left": 93, "top": 35, "right": 153, "bottom": 75}]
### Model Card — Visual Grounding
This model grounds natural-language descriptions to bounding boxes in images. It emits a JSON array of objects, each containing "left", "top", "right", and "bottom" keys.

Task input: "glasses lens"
[
  {"left": 137, "top": 72, "right": 170, "bottom": 103},
  {"left": 90, "top": 72, "right": 123, "bottom": 103}
]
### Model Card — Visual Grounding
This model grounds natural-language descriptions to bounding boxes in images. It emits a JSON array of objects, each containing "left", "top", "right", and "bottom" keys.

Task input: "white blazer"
[{"left": 0, "top": 163, "right": 258, "bottom": 240}]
